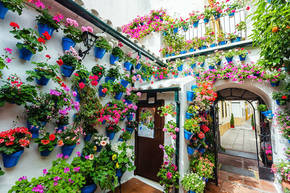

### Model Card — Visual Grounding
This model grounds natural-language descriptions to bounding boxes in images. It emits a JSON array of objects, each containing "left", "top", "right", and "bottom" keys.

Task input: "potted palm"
[
  {"left": 181, "top": 173, "right": 205, "bottom": 193},
  {"left": 10, "top": 23, "right": 46, "bottom": 61},
  {"left": 35, "top": 132, "right": 57, "bottom": 157},
  {"left": 35, "top": 9, "right": 62, "bottom": 37},
  {"left": 62, "top": 18, "right": 82, "bottom": 51},
  {"left": 58, "top": 48, "right": 81, "bottom": 77},
  {"left": 0, "top": 127, "right": 32, "bottom": 168},
  {"left": 94, "top": 37, "right": 112, "bottom": 59},
  {"left": 110, "top": 46, "right": 124, "bottom": 64},
  {"left": 0, "top": 0, "right": 24, "bottom": 19},
  {"left": 105, "top": 125, "right": 121, "bottom": 140},
  {"left": 26, "top": 61, "right": 57, "bottom": 86}
]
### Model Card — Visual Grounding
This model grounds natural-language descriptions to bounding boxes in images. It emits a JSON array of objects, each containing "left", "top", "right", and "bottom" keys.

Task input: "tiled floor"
[{"left": 221, "top": 120, "right": 257, "bottom": 153}]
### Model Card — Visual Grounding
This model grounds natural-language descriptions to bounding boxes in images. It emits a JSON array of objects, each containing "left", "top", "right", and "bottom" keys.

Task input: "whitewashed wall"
[{"left": 0, "top": 5, "right": 135, "bottom": 192}]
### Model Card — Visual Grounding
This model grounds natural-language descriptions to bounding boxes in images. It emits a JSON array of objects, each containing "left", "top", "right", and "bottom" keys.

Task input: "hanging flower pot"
[
  {"left": 209, "top": 66, "right": 215, "bottom": 70},
  {"left": 39, "top": 147, "right": 54, "bottom": 157},
  {"left": 126, "top": 127, "right": 134, "bottom": 133},
  {"left": 93, "top": 47, "right": 106, "bottom": 59},
  {"left": 182, "top": 26, "right": 188, "bottom": 32},
  {"left": 226, "top": 57, "right": 233, "bottom": 63},
  {"left": 116, "top": 169, "right": 123, "bottom": 178},
  {"left": 275, "top": 100, "right": 280, "bottom": 105},
  {"left": 27, "top": 122, "right": 43, "bottom": 139},
  {"left": 105, "top": 76, "right": 115, "bottom": 83},
  {"left": 199, "top": 148, "right": 205, "bottom": 154},
  {"left": 127, "top": 113, "right": 134, "bottom": 121},
  {"left": 0, "top": 2, "right": 8, "bottom": 19},
  {"left": 56, "top": 125, "right": 67, "bottom": 132},
  {"left": 186, "top": 91, "right": 195, "bottom": 102},
  {"left": 96, "top": 145, "right": 102, "bottom": 152},
  {"left": 239, "top": 55, "right": 247, "bottom": 61},
  {"left": 180, "top": 50, "right": 187, "bottom": 55},
  {"left": 228, "top": 12, "right": 235, "bottom": 17},
  {"left": 188, "top": 190, "right": 196, "bottom": 193},
  {"left": 124, "top": 61, "right": 133, "bottom": 71},
  {"left": 200, "top": 62, "right": 205, "bottom": 68},
  {"left": 98, "top": 86, "right": 107, "bottom": 97},
  {"left": 125, "top": 99, "right": 132, "bottom": 105},
  {"left": 60, "top": 64, "right": 75, "bottom": 77},
  {"left": 163, "top": 31, "right": 167, "bottom": 36},
  {"left": 193, "top": 21, "right": 199, "bottom": 28},
  {"left": 81, "top": 184, "right": 97, "bottom": 193},
  {"left": 204, "top": 18, "right": 209, "bottom": 23},
  {"left": 62, "top": 37, "right": 76, "bottom": 51},
  {"left": 189, "top": 48, "right": 196, "bottom": 52},
  {"left": 215, "top": 14, "right": 221, "bottom": 20},
  {"left": 210, "top": 43, "right": 217, "bottom": 48},
  {"left": 191, "top": 63, "right": 196, "bottom": 69},
  {"left": 185, "top": 112, "right": 193, "bottom": 119},
  {"left": 35, "top": 73, "right": 50, "bottom": 86},
  {"left": 61, "top": 144, "right": 76, "bottom": 157},
  {"left": 121, "top": 79, "right": 129, "bottom": 88},
  {"left": 84, "top": 133, "right": 93, "bottom": 142},
  {"left": 177, "top": 64, "right": 183, "bottom": 72},
  {"left": 110, "top": 54, "right": 119, "bottom": 65},
  {"left": 114, "top": 92, "right": 123, "bottom": 100},
  {"left": 270, "top": 81, "right": 280, "bottom": 87},
  {"left": 106, "top": 131, "right": 115, "bottom": 140},
  {"left": 173, "top": 27, "right": 179, "bottom": 34},
  {"left": 37, "top": 23, "right": 55, "bottom": 37},
  {"left": 135, "top": 63, "right": 141, "bottom": 69},
  {"left": 218, "top": 41, "right": 227, "bottom": 46},
  {"left": 184, "top": 129, "right": 193, "bottom": 140},
  {"left": 199, "top": 45, "right": 207, "bottom": 50},
  {"left": 18, "top": 46, "right": 33, "bottom": 61},
  {"left": 216, "top": 61, "right": 221, "bottom": 66},
  {"left": 2, "top": 149, "right": 24, "bottom": 168},
  {"left": 187, "top": 146, "right": 194, "bottom": 155}
]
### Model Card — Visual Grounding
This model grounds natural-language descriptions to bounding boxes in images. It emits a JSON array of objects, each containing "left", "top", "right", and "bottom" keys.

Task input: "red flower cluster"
[
  {"left": 201, "top": 124, "right": 210, "bottom": 133},
  {"left": 9, "top": 22, "right": 20, "bottom": 29},
  {"left": 41, "top": 134, "right": 56, "bottom": 145},
  {"left": 0, "top": 127, "right": 32, "bottom": 147}
]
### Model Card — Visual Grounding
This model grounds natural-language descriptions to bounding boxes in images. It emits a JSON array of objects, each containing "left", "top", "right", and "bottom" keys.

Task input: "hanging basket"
[{"left": 2, "top": 150, "right": 24, "bottom": 168}]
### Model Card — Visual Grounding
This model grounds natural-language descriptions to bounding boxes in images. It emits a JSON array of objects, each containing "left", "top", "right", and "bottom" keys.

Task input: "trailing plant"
[
  {"left": 59, "top": 47, "right": 81, "bottom": 68},
  {"left": 106, "top": 125, "right": 121, "bottom": 133},
  {"left": 58, "top": 126, "right": 83, "bottom": 146},
  {"left": 0, "top": 48, "right": 13, "bottom": 78},
  {"left": 95, "top": 37, "right": 112, "bottom": 51},
  {"left": 0, "top": 0, "right": 25, "bottom": 15},
  {"left": 106, "top": 67, "right": 120, "bottom": 79},
  {"left": 112, "top": 82, "right": 126, "bottom": 94},
  {"left": 192, "top": 157, "right": 214, "bottom": 179},
  {"left": 124, "top": 93, "right": 139, "bottom": 103},
  {"left": 236, "top": 48, "right": 249, "bottom": 57},
  {"left": 236, "top": 21, "right": 246, "bottom": 32},
  {"left": 111, "top": 46, "right": 124, "bottom": 60},
  {"left": 181, "top": 172, "right": 205, "bottom": 193},
  {"left": 271, "top": 160, "right": 290, "bottom": 182},
  {"left": 184, "top": 118, "right": 200, "bottom": 133},
  {"left": 163, "top": 120, "right": 179, "bottom": 140}
]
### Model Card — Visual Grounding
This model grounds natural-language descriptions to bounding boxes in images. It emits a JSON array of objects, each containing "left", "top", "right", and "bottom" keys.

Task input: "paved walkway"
[{"left": 221, "top": 120, "right": 257, "bottom": 153}]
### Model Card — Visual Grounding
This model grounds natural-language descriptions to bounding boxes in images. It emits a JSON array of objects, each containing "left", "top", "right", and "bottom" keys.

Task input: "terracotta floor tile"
[{"left": 260, "top": 179, "right": 278, "bottom": 193}]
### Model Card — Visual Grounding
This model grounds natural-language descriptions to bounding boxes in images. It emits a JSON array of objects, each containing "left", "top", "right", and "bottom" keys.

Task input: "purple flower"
[
  {"left": 76, "top": 151, "right": 81, "bottom": 157},
  {"left": 56, "top": 153, "right": 63, "bottom": 158},
  {"left": 64, "top": 155, "right": 69, "bottom": 159},
  {"left": 42, "top": 169, "right": 48, "bottom": 175},
  {"left": 64, "top": 167, "right": 70, "bottom": 173},
  {"left": 73, "top": 167, "right": 80, "bottom": 172},
  {"left": 53, "top": 176, "right": 61, "bottom": 181},
  {"left": 68, "top": 178, "right": 74, "bottom": 183},
  {"left": 32, "top": 184, "right": 44, "bottom": 193},
  {"left": 18, "top": 176, "right": 27, "bottom": 181}
]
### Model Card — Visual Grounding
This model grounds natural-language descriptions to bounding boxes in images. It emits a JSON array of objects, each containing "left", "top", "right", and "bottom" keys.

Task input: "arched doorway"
[{"left": 212, "top": 87, "right": 274, "bottom": 184}]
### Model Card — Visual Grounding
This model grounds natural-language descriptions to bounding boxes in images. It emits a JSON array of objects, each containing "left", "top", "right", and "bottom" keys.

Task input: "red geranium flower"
[
  {"left": 282, "top": 95, "right": 287, "bottom": 99},
  {"left": 41, "top": 140, "right": 50, "bottom": 145},
  {"left": 79, "top": 82, "right": 85, "bottom": 89},
  {"left": 198, "top": 131, "right": 205, "bottom": 139},
  {"left": 56, "top": 58, "right": 63, "bottom": 66},
  {"left": 45, "top": 54, "right": 51, "bottom": 59},
  {"left": 37, "top": 37, "right": 46, "bottom": 44},
  {"left": 10, "top": 22, "right": 19, "bottom": 29},
  {"left": 42, "top": 31, "right": 51, "bottom": 40},
  {"left": 49, "top": 134, "right": 56, "bottom": 141}
]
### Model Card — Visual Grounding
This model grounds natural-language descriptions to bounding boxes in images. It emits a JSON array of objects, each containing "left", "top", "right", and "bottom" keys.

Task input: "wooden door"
[{"left": 135, "top": 100, "right": 164, "bottom": 182}]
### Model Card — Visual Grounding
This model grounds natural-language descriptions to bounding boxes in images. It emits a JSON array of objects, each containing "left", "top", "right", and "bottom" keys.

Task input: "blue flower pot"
[
  {"left": 62, "top": 37, "right": 76, "bottom": 51},
  {"left": 121, "top": 79, "right": 129, "bottom": 88},
  {"left": 200, "top": 62, "right": 205, "bottom": 68},
  {"left": 215, "top": 14, "right": 221, "bottom": 20},
  {"left": 27, "top": 123, "right": 40, "bottom": 139},
  {"left": 119, "top": 138, "right": 124, "bottom": 142},
  {"left": 202, "top": 177, "right": 208, "bottom": 182},
  {"left": 239, "top": 55, "right": 247, "bottom": 61},
  {"left": 191, "top": 63, "right": 196, "bottom": 69},
  {"left": 276, "top": 100, "right": 280, "bottom": 105},
  {"left": 199, "top": 148, "right": 205, "bottom": 154},
  {"left": 114, "top": 92, "right": 123, "bottom": 100},
  {"left": 209, "top": 65, "right": 215, "bottom": 70},
  {"left": 106, "top": 132, "right": 115, "bottom": 140},
  {"left": 216, "top": 61, "right": 221, "bottom": 66},
  {"left": 188, "top": 191, "right": 196, "bottom": 193},
  {"left": 185, "top": 112, "right": 193, "bottom": 119},
  {"left": 35, "top": 75, "right": 50, "bottom": 86},
  {"left": 40, "top": 149, "right": 53, "bottom": 157},
  {"left": 127, "top": 113, "right": 134, "bottom": 121},
  {"left": 182, "top": 26, "right": 188, "bottom": 32},
  {"left": 110, "top": 54, "right": 119, "bottom": 64},
  {"left": 56, "top": 125, "right": 67, "bottom": 132},
  {"left": 231, "top": 37, "right": 241, "bottom": 43},
  {"left": 60, "top": 64, "right": 75, "bottom": 77},
  {"left": 0, "top": 2, "right": 8, "bottom": 19},
  {"left": 61, "top": 144, "right": 76, "bottom": 157},
  {"left": 199, "top": 46, "right": 207, "bottom": 50},
  {"left": 94, "top": 47, "right": 106, "bottom": 59},
  {"left": 270, "top": 81, "right": 280, "bottom": 87},
  {"left": 191, "top": 85, "right": 198, "bottom": 90},
  {"left": 125, "top": 99, "right": 132, "bottom": 105},
  {"left": 135, "top": 63, "right": 141, "bottom": 69},
  {"left": 163, "top": 32, "right": 167, "bottom": 36},
  {"left": 184, "top": 129, "right": 193, "bottom": 140},
  {"left": 124, "top": 61, "right": 133, "bottom": 71},
  {"left": 173, "top": 27, "right": 178, "bottom": 34},
  {"left": 171, "top": 53, "right": 175, "bottom": 56},
  {"left": 218, "top": 41, "right": 227, "bottom": 46},
  {"left": 81, "top": 184, "right": 97, "bottom": 193},
  {"left": 177, "top": 65, "right": 183, "bottom": 72},
  {"left": 187, "top": 146, "right": 194, "bottom": 155},
  {"left": 195, "top": 73, "right": 200, "bottom": 77},
  {"left": 186, "top": 91, "right": 195, "bottom": 101},
  {"left": 97, "top": 145, "right": 102, "bottom": 152},
  {"left": 126, "top": 127, "right": 134, "bottom": 133},
  {"left": 84, "top": 134, "right": 93, "bottom": 141},
  {"left": 193, "top": 21, "right": 199, "bottom": 28},
  {"left": 98, "top": 86, "right": 106, "bottom": 97},
  {"left": 229, "top": 12, "right": 235, "bottom": 17},
  {"left": 37, "top": 23, "right": 55, "bottom": 37},
  {"left": 105, "top": 76, "right": 115, "bottom": 83},
  {"left": 210, "top": 43, "right": 217, "bottom": 48},
  {"left": 189, "top": 48, "right": 195, "bottom": 52},
  {"left": 2, "top": 150, "right": 24, "bottom": 168},
  {"left": 18, "top": 47, "right": 33, "bottom": 61},
  {"left": 116, "top": 169, "right": 123, "bottom": 178},
  {"left": 204, "top": 18, "right": 209, "bottom": 23},
  {"left": 226, "top": 57, "right": 233, "bottom": 63},
  {"left": 288, "top": 139, "right": 290, "bottom": 143},
  {"left": 180, "top": 50, "right": 187, "bottom": 54}
]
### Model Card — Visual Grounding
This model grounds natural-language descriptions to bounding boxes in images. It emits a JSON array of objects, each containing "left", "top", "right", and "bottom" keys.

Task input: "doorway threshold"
[
  {"left": 134, "top": 175, "right": 163, "bottom": 192},
  {"left": 220, "top": 149, "right": 257, "bottom": 160}
]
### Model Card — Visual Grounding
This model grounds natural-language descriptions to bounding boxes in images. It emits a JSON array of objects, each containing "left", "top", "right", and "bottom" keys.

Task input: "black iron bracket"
[{"left": 78, "top": 32, "right": 99, "bottom": 60}]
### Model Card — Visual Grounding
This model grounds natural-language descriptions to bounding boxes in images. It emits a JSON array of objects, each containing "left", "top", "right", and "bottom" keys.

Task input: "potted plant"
[
  {"left": 272, "top": 92, "right": 289, "bottom": 106},
  {"left": 105, "top": 67, "right": 120, "bottom": 82},
  {"left": 124, "top": 93, "right": 139, "bottom": 104},
  {"left": 175, "top": 59, "right": 184, "bottom": 72},
  {"left": 0, "top": 0, "right": 24, "bottom": 19},
  {"left": 194, "top": 157, "right": 214, "bottom": 180},
  {"left": 105, "top": 125, "right": 121, "bottom": 140},
  {"left": 62, "top": 18, "right": 83, "bottom": 51},
  {"left": 236, "top": 48, "right": 248, "bottom": 61},
  {"left": 264, "top": 71, "right": 285, "bottom": 87},
  {"left": 56, "top": 115, "right": 69, "bottom": 131},
  {"left": 224, "top": 1, "right": 241, "bottom": 17},
  {"left": 258, "top": 104, "right": 268, "bottom": 112},
  {"left": 58, "top": 126, "right": 82, "bottom": 157},
  {"left": 58, "top": 47, "right": 81, "bottom": 77},
  {"left": 186, "top": 105, "right": 198, "bottom": 119},
  {"left": 119, "top": 131, "right": 132, "bottom": 141},
  {"left": 224, "top": 49, "right": 236, "bottom": 63},
  {"left": 10, "top": 23, "right": 46, "bottom": 61},
  {"left": 184, "top": 118, "right": 200, "bottom": 140},
  {"left": 124, "top": 54, "right": 137, "bottom": 71},
  {"left": 157, "top": 161, "right": 180, "bottom": 193},
  {"left": 181, "top": 172, "right": 206, "bottom": 193},
  {"left": 91, "top": 64, "right": 105, "bottom": 79},
  {"left": 98, "top": 82, "right": 113, "bottom": 97},
  {"left": 230, "top": 113, "right": 235, "bottom": 128},
  {"left": 0, "top": 75, "right": 37, "bottom": 107},
  {"left": 189, "top": 11, "right": 201, "bottom": 28},
  {"left": 235, "top": 21, "right": 246, "bottom": 33},
  {"left": 203, "top": 6, "right": 212, "bottom": 23},
  {"left": 110, "top": 46, "right": 124, "bottom": 65},
  {"left": 197, "top": 55, "right": 206, "bottom": 67},
  {"left": 213, "top": 50, "right": 223, "bottom": 65},
  {"left": 211, "top": 2, "right": 224, "bottom": 20},
  {"left": 26, "top": 61, "right": 57, "bottom": 86},
  {"left": 112, "top": 82, "right": 126, "bottom": 100},
  {"left": 271, "top": 161, "right": 290, "bottom": 191},
  {"left": 34, "top": 132, "right": 57, "bottom": 157},
  {"left": 0, "top": 127, "right": 32, "bottom": 168},
  {"left": 217, "top": 32, "right": 227, "bottom": 46},
  {"left": 0, "top": 47, "right": 13, "bottom": 78},
  {"left": 93, "top": 134, "right": 109, "bottom": 152},
  {"left": 94, "top": 37, "right": 112, "bottom": 59},
  {"left": 35, "top": 9, "right": 62, "bottom": 37},
  {"left": 120, "top": 73, "right": 133, "bottom": 88},
  {"left": 126, "top": 121, "right": 138, "bottom": 133},
  {"left": 227, "top": 32, "right": 239, "bottom": 43}
]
